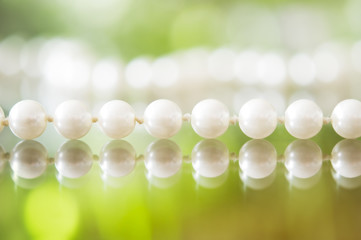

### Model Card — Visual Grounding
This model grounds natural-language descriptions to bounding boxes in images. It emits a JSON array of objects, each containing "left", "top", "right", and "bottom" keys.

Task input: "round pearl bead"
[
  {"left": 54, "top": 100, "right": 92, "bottom": 139},
  {"left": 55, "top": 140, "right": 93, "bottom": 178},
  {"left": 331, "top": 139, "right": 361, "bottom": 178},
  {"left": 100, "top": 140, "right": 136, "bottom": 177},
  {"left": 239, "top": 99, "right": 278, "bottom": 139},
  {"left": 285, "top": 99, "right": 323, "bottom": 139},
  {"left": 9, "top": 100, "right": 47, "bottom": 139},
  {"left": 191, "top": 99, "right": 230, "bottom": 139},
  {"left": 239, "top": 139, "right": 277, "bottom": 179},
  {"left": 145, "top": 139, "right": 182, "bottom": 178},
  {"left": 10, "top": 140, "right": 48, "bottom": 179},
  {"left": 192, "top": 139, "right": 229, "bottom": 178},
  {"left": 144, "top": 99, "right": 183, "bottom": 138},
  {"left": 331, "top": 99, "right": 361, "bottom": 139},
  {"left": 98, "top": 100, "right": 135, "bottom": 139},
  {"left": 284, "top": 140, "right": 322, "bottom": 178}
]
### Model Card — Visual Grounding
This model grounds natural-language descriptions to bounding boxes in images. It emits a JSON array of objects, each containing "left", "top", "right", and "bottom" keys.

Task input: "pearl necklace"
[
  {"left": 1, "top": 98, "right": 361, "bottom": 140},
  {"left": 3, "top": 139, "right": 361, "bottom": 188}
]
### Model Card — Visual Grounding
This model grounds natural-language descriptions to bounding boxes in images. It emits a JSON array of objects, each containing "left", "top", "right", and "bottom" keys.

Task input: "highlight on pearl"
[{"left": 1, "top": 98, "right": 361, "bottom": 140}]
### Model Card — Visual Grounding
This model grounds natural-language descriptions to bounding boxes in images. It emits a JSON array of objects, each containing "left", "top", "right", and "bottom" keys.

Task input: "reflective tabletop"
[{"left": 0, "top": 124, "right": 360, "bottom": 240}]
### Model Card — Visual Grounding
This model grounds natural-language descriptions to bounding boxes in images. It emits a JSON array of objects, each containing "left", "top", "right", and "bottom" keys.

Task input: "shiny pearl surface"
[
  {"left": 145, "top": 139, "right": 182, "bottom": 178},
  {"left": 285, "top": 99, "right": 323, "bottom": 139},
  {"left": 10, "top": 140, "right": 47, "bottom": 179},
  {"left": 9, "top": 100, "right": 47, "bottom": 139},
  {"left": 192, "top": 139, "right": 229, "bottom": 178},
  {"left": 191, "top": 99, "right": 230, "bottom": 139},
  {"left": 239, "top": 139, "right": 277, "bottom": 179},
  {"left": 100, "top": 140, "right": 136, "bottom": 177},
  {"left": 239, "top": 99, "right": 277, "bottom": 139},
  {"left": 54, "top": 100, "right": 92, "bottom": 139},
  {"left": 331, "top": 139, "right": 361, "bottom": 178},
  {"left": 144, "top": 99, "right": 183, "bottom": 138},
  {"left": 98, "top": 100, "right": 135, "bottom": 139},
  {"left": 284, "top": 140, "right": 322, "bottom": 178},
  {"left": 331, "top": 99, "right": 361, "bottom": 139},
  {"left": 55, "top": 140, "right": 93, "bottom": 178}
]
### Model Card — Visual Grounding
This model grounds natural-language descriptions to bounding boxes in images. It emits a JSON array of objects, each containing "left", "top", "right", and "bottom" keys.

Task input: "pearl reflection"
[
  {"left": 145, "top": 139, "right": 182, "bottom": 178},
  {"left": 240, "top": 169, "right": 276, "bottom": 190},
  {"left": 239, "top": 139, "right": 277, "bottom": 179},
  {"left": 332, "top": 171, "right": 361, "bottom": 190},
  {"left": 0, "top": 145, "right": 7, "bottom": 173},
  {"left": 10, "top": 140, "right": 47, "bottom": 179},
  {"left": 11, "top": 174, "right": 46, "bottom": 189},
  {"left": 331, "top": 139, "right": 361, "bottom": 178},
  {"left": 193, "top": 170, "right": 228, "bottom": 189},
  {"left": 284, "top": 140, "right": 323, "bottom": 178},
  {"left": 99, "top": 140, "right": 136, "bottom": 178},
  {"left": 286, "top": 170, "right": 322, "bottom": 190},
  {"left": 192, "top": 139, "right": 229, "bottom": 178},
  {"left": 55, "top": 140, "right": 93, "bottom": 179}
]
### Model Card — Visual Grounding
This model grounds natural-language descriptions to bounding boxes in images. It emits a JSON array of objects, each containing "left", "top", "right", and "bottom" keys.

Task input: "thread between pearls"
[
  {"left": 2, "top": 98, "right": 361, "bottom": 140},
  {"left": 1, "top": 118, "right": 8, "bottom": 126},
  {"left": 135, "top": 117, "right": 144, "bottom": 124}
]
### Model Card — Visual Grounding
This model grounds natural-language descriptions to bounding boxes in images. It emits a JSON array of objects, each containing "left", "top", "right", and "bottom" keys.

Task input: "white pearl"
[
  {"left": 285, "top": 99, "right": 323, "bottom": 139},
  {"left": 9, "top": 100, "right": 47, "bottom": 139},
  {"left": 331, "top": 139, "right": 361, "bottom": 178},
  {"left": 191, "top": 99, "right": 230, "bottom": 138},
  {"left": 239, "top": 139, "right": 277, "bottom": 179},
  {"left": 331, "top": 99, "right": 361, "bottom": 139},
  {"left": 54, "top": 100, "right": 92, "bottom": 139},
  {"left": 10, "top": 140, "right": 47, "bottom": 179},
  {"left": 0, "top": 107, "right": 5, "bottom": 133},
  {"left": 192, "top": 139, "right": 229, "bottom": 178},
  {"left": 98, "top": 100, "right": 135, "bottom": 139},
  {"left": 99, "top": 140, "right": 136, "bottom": 177},
  {"left": 284, "top": 140, "right": 322, "bottom": 178},
  {"left": 145, "top": 139, "right": 182, "bottom": 178},
  {"left": 55, "top": 140, "right": 93, "bottom": 178},
  {"left": 238, "top": 99, "right": 277, "bottom": 139},
  {"left": 144, "top": 99, "right": 183, "bottom": 138}
]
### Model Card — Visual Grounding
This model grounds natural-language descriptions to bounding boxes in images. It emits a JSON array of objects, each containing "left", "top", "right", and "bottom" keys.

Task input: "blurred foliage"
[{"left": 0, "top": 0, "right": 354, "bottom": 59}]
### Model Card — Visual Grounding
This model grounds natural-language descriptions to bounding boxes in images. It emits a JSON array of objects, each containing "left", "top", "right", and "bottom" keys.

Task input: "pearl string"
[
  {"left": 3, "top": 139, "right": 361, "bottom": 182},
  {"left": 1, "top": 98, "right": 361, "bottom": 140}
]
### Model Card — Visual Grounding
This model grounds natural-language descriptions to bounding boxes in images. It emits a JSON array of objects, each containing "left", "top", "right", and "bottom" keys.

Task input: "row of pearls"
[
  {"left": 4, "top": 138, "right": 361, "bottom": 188},
  {"left": 1, "top": 98, "right": 361, "bottom": 140}
]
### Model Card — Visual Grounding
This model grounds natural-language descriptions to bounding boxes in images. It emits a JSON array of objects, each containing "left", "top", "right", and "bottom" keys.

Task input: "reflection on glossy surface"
[
  {"left": 145, "top": 139, "right": 182, "bottom": 178},
  {"left": 284, "top": 140, "right": 322, "bottom": 178},
  {"left": 286, "top": 170, "right": 322, "bottom": 190},
  {"left": 332, "top": 171, "right": 361, "bottom": 189},
  {"left": 331, "top": 139, "right": 361, "bottom": 178},
  {"left": 239, "top": 139, "right": 277, "bottom": 179},
  {"left": 55, "top": 140, "right": 93, "bottom": 179},
  {"left": 2, "top": 136, "right": 361, "bottom": 239},
  {"left": 240, "top": 170, "right": 276, "bottom": 190},
  {"left": 56, "top": 174, "right": 91, "bottom": 188},
  {"left": 192, "top": 139, "right": 229, "bottom": 178},
  {"left": 101, "top": 174, "right": 134, "bottom": 189},
  {"left": 100, "top": 140, "right": 136, "bottom": 178},
  {"left": 0, "top": 145, "right": 6, "bottom": 173},
  {"left": 146, "top": 171, "right": 181, "bottom": 189},
  {"left": 193, "top": 170, "right": 228, "bottom": 189},
  {"left": 10, "top": 140, "right": 47, "bottom": 179},
  {"left": 11, "top": 173, "right": 46, "bottom": 189}
]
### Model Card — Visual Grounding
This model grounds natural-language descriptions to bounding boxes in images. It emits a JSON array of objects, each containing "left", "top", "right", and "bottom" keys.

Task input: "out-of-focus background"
[
  {"left": 1, "top": 0, "right": 361, "bottom": 114},
  {"left": 1, "top": 0, "right": 361, "bottom": 240}
]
